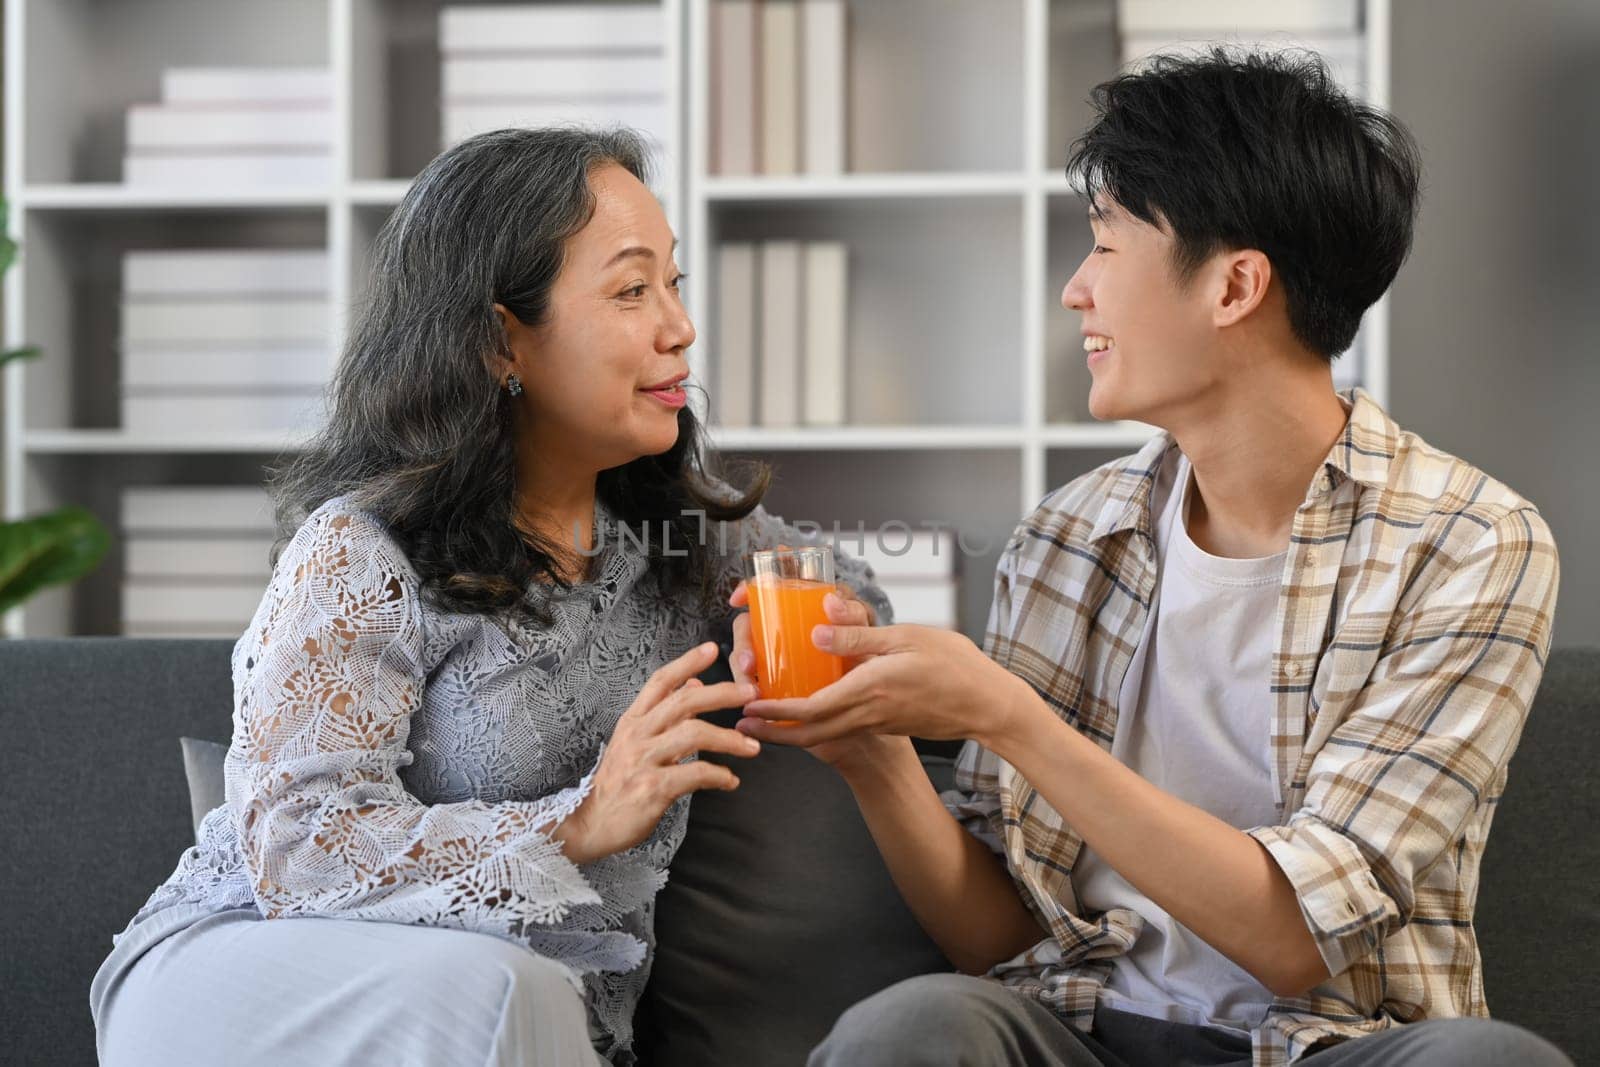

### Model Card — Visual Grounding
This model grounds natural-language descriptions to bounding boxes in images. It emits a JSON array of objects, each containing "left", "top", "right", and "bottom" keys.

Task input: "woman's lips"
[{"left": 642, "top": 385, "right": 688, "bottom": 409}]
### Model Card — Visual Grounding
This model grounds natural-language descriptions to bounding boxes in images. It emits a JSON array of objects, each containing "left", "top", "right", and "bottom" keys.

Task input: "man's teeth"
[{"left": 1083, "top": 336, "right": 1115, "bottom": 352}]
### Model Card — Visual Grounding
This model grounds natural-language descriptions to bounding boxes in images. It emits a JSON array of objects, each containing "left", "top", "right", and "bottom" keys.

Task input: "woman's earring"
[{"left": 505, "top": 374, "right": 523, "bottom": 397}]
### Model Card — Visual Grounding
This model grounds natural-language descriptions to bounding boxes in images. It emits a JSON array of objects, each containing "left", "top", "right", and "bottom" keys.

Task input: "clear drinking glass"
[{"left": 742, "top": 546, "right": 846, "bottom": 701}]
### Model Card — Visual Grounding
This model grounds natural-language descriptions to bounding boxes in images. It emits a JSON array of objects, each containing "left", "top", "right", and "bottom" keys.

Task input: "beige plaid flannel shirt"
[{"left": 943, "top": 389, "right": 1560, "bottom": 1065}]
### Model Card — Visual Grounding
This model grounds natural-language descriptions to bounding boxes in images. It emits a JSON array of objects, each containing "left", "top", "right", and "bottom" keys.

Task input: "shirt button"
[{"left": 1285, "top": 662, "right": 1302, "bottom": 679}]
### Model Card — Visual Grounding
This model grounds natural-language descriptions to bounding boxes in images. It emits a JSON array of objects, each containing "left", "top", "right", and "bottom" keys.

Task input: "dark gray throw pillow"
[
  {"left": 179, "top": 736, "right": 229, "bottom": 840},
  {"left": 635, "top": 706, "right": 957, "bottom": 1067}
]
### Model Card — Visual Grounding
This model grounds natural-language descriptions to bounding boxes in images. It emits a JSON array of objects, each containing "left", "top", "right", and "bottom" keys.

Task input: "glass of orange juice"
[{"left": 743, "top": 547, "right": 846, "bottom": 702}]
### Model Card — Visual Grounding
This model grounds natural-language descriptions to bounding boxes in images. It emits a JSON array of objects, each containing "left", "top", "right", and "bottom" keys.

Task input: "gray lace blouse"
[{"left": 116, "top": 494, "right": 890, "bottom": 1064}]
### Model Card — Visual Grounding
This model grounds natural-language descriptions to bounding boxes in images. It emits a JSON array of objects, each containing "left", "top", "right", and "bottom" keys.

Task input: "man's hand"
[
  {"left": 732, "top": 621, "right": 1036, "bottom": 754},
  {"left": 728, "top": 581, "right": 895, "bottom": 770}
]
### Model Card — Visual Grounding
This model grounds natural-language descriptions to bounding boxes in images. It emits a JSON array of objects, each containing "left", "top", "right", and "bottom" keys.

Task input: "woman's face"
[{"left": 500, "top": 162, "right": 695, "bottom": 474}]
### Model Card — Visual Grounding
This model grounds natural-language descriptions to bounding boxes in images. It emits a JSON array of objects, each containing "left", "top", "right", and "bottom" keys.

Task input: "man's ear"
[{"left": 1213, "top": 249, "right": 1272, "bottom": 329}]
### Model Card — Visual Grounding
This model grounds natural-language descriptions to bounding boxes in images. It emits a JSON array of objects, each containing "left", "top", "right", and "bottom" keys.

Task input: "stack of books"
[
  {"left": 120, "top": 249, "right": 332, "bottom": 435},
  {"left": 711, "top": 0, "right": 848, "bottom": 176},
  {"left": 121, "top": 486, "right": 277, "bottom": 638},
  {"left": 440, "top": 4, "right": 670, "bottom": 157},
  {"left": 124, "top": 67, "right": 333, "bottom": 187},
  {"left": 834, "top": 529, "right": 960, "bottom": 630},
  {"left": 1116, "top": 0, "right": 1365, "bottom": 98},
  {"left": 715, "top": 240, "right": 847, "bottom": 428}
]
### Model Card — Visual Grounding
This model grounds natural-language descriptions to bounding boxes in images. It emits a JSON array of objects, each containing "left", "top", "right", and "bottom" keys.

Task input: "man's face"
[{"left": 1060, "top": 198, "right": 1224, "bottom": 426}]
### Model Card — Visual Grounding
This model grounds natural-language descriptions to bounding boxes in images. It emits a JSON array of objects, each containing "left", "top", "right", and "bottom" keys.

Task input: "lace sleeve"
[{"left": 225, "top": 506, "right": 618, "bottom": 954}]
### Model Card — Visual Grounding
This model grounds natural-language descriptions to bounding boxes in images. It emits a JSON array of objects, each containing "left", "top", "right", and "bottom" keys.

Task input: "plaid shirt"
[{"left": 944, "top": 389, "right": 1561, "bottom": 1065}]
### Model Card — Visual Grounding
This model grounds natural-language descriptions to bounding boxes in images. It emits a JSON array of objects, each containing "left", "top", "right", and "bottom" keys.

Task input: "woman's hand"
[
  {"left": 733, "top": 623, "right": 1034, "bottom": 755},
  {"left": 553, "top": 642, "right": 760, "bottom": 865},
  {"left": 728, "top": 580, "right": 894, "bottom": 770}
]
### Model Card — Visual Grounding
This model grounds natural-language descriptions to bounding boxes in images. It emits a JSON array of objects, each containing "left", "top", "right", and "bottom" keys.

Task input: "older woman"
[{"left": 90, "top": 127, "right": 888, "bottom": 1066}]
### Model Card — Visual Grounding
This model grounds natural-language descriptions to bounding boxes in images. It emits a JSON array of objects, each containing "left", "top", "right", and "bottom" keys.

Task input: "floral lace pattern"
[{"left": 119, "top": 494, "right": 888, "bottom": 1064}]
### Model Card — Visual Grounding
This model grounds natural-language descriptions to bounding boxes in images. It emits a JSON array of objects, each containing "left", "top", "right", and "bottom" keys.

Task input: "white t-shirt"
[{"left": 1072, "top": 450, "right": 1286, "bottom": 1035}]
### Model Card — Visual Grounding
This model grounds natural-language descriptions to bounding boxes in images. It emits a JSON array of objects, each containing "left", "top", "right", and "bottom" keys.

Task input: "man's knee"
[
  {"left": 809, "top": 974, "right": 1014, "bottom": 1067},
  {"left": 1410, "top": 1019, "right": 1572, "bottom": 1067},
  {"left": 1334, "top": 1018, "right": 1574, "bottom": 1067}
]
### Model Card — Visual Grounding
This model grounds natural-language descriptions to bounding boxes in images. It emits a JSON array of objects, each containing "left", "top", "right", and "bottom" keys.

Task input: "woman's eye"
[
  {"left": 1093, "top": 245, "right": 1111, "bottom": 255},
  {"left": 622, "top": 284, "right": 648, "bottom": 298},
  {"left": 669, "top": 274, "right": 686, "bottom": 291}
]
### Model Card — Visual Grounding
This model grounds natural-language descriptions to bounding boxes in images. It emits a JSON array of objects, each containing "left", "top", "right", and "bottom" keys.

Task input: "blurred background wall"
[{"left": 1390, "top": 0, "right": 1599, "bottom": 646}]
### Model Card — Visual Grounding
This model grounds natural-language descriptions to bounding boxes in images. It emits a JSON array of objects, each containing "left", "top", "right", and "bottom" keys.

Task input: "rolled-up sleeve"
[
  {"left": 1247, "top": 507, "right": 1560, "bottom": 977},
  {"left": 940, "top": 525, "right": 1026, "bottom": 854}
]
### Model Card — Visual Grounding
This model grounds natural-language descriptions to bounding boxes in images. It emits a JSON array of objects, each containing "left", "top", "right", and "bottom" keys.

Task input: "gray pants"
[
  {"left": 809, "top": 973, "right": 1575, "bottom": 1067},
  {"left": 92, "top": 904, "right": 604, "bottom": 1067}
]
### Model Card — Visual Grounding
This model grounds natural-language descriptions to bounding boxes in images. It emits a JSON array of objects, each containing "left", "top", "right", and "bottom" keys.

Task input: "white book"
[
  {"left": 121, "top": 390, "right": 327, "bottom": 435},
  {"left": 712, "top": 0, "right": 758, "bottom": 175},
  {"left": 715, "top": 243, "right": 757, "bottom": 428},
  {"left": 442, "top": 55, "right": 665, "bottom": 99},
  {"left": 124, "top": 250, "right": 329, "bottom": 296},
  {"left": 760, "top": 0, "right": 800, "bottom": 176},
  {"left": 442, "top": 100, "right": 669, "bottom": 150},
  {"left": 127, "top": 105, "right": 333, "bottom": 149},
  {"left": 122, "top": 298, "right": 330, "bottom": 344},
  {"left": 878, "top": 579, "right": 960, "bottom": 629},
  {"left": 440, "top": 4, "right": 663, "bottom": 53},
  {"left": 1117, "top": 0, "right": 1359, "bottom": 33},
  {"left": 121, "top": 345, "right": 332, "bottom": 389},
  {"left": 162, "top": 67, "right": 333, "bottom": 104},
  {"left": 126, "top": 536, "right": 277, "bottom": 579},
  {"left": 801, "top": 0, "right": 847, "bottom": 175},
  {"left": 122, "top": 580, "right": 267, "bottom": 626},
  {"left": 124, "top": 152, "right": 333, "bottom": 187},
  {"left": 757, "top": 241, "right": 802, "bottom": 427},
  {"left": 1120, "top": 33, "right": 1365, "bottom": 96},
  {"left": 834, "top": 529, "right": 957, "bottom": 579},
  {"left": 123, "top": 486, "right": 276, "bottom": 533},
  {"left": 802, "top": 242, "right": 847, "bottom": 426}
]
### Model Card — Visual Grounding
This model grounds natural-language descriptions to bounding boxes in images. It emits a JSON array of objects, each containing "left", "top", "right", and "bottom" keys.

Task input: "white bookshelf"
[{"left": 2, "top": 0, "right": 1389, "bottom": 638}]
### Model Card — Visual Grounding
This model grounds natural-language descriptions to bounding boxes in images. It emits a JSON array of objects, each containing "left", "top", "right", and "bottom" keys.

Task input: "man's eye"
[
  {"left": 669, "top": 273, "right": 687, "bottom": 291},
  {"left": 1093, "top": 245, "right": 1112, "bottom": 254},
  {"left": 622, "top": 284, "right": 647, "bottom": 298}
]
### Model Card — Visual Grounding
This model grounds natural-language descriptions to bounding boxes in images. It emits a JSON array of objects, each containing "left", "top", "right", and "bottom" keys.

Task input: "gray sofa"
[{"left": 2, "top": 639, "right": 1594, "bottom": 1066}]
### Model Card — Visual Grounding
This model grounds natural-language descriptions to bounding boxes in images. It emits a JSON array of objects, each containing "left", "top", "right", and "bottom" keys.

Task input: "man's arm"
[
  {"left": 742, "top": 508, "right": 1559, "bottom": 998},
  {"left": 986, "top": 688, "right": 1328, "bottom": 996},
  {"left": 831, "top": 735, "right": 1049, "bottom": 976}
]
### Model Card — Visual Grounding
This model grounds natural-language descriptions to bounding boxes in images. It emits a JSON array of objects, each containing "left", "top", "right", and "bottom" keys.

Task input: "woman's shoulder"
[{"left": 277, "top": 494, "right": 424, "bottom": 593}]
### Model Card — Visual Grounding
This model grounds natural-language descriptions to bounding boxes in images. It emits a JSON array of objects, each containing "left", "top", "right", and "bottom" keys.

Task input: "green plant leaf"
[
  {"left": 0, "top": 236, "right": 15, "bottom": 277},
  {"left": 0, "top": 346, "right": 41, "bottom": 369},
  {"left": 0, "top": 506, "right": 112, "bottom": 615}
]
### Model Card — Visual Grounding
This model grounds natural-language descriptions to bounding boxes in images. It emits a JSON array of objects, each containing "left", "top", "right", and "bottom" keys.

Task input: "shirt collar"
[{"left": 1087, "top": 388, "right": 1397, "bottom": 544}]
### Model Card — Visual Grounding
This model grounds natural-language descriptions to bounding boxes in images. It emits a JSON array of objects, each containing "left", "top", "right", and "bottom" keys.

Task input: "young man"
[{"left": 730, "top": 50, "right": 1566, "bottom": 1067}]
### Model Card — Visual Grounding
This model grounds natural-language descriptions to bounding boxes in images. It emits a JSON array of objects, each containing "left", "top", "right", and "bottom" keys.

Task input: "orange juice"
[{"left": 746, "top": 575, "right": 846, "bottom": 701}]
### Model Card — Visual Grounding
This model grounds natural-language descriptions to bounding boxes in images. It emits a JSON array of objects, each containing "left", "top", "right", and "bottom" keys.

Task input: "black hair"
[
  {"left": 1065, "top": 47, "right": 1422, "bottom": 359},
  {"left": 268, "top": 126, "right": 768, "bottom": 628}
]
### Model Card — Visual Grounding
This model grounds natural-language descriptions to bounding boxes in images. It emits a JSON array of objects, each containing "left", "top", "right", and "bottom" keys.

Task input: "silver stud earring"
[{"left": 505, "top": 374, "right": 523, "bottom": 397}]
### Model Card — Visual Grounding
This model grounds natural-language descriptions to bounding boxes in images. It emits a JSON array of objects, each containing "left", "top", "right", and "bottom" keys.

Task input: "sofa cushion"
[
  {"left": 634, "top": 701, "right": 956, "bottom": 1067},
  {"left": 180, "top": 737, "right": 229, "bottom": 838},
  {"left": 1475, "top": 647, "right": 1599, "bottom": 1063},
  {"left": 0, "top": 638, "right": 238, "bottom": 1067}
]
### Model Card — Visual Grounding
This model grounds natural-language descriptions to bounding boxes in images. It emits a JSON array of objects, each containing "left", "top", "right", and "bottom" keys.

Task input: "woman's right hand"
[{"left": 552, "top": 642, "right": 760, "bottom": 865}]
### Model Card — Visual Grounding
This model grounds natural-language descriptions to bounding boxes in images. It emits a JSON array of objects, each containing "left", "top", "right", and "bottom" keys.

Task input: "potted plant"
[{"left": 0, "top": 196, "right": 110, "bottom": 620}]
